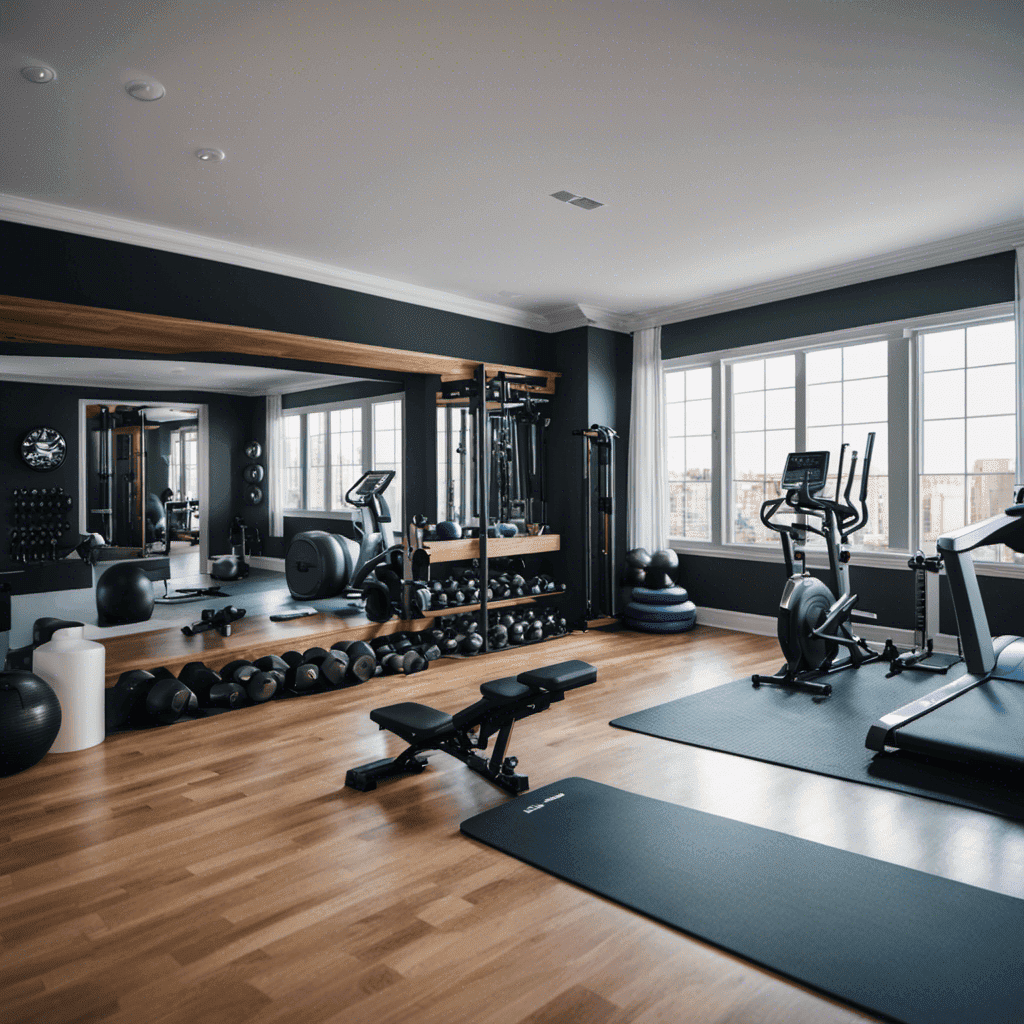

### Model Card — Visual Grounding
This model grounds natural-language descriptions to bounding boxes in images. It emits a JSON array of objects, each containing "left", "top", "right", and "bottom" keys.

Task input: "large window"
[
  {"left": 666, "top": 366, "right": 713, "bottom": 540},
  {"left": 919, "top": 319, "right": 1017, "bottom": 562},
  {"left": 730, "top": 355, "right": 795, "bottom": 544},
  {"left": 168, "top": 426, "right": 198, "bottom": 500},
  {"left": 664, "top": 306, "right": 1019, "bottom": 566},
  {"left": 284, "top": 394, "right": 403, "bottom": 525}
]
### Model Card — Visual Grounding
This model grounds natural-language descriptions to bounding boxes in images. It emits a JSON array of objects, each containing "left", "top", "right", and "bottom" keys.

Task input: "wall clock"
[{"left": 21, "top": 427, "right": 67, "bottom": 472}]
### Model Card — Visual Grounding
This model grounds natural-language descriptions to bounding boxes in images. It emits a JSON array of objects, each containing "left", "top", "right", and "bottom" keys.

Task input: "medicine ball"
[
  {"left": 623, "top": 547, "right": 652, "bottom": 586},
  {"left": 436, "top": 520, "right": 462, "bottom": 540},
  {"left": 644, "top": 549, "right": 680, "bottom": 590},
  {"left": 96, "top": 563, "right": 155, "bottom": 626},
  {"left": 0, "top": 671, "right": 62, "bottom": 776}
]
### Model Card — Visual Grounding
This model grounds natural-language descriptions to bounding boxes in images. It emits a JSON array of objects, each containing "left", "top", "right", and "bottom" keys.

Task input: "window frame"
[
  {"left": 663, "top": 301, "right": 1020, "bottom": 577},
  {"left": 283, "top": 393, "right": 404, "bottom": 520}
]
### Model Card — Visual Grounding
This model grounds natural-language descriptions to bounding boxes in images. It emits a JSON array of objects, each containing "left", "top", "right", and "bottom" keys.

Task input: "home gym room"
[{"left": 1, "top": 3, "right": 1023, "bottom": 1023}]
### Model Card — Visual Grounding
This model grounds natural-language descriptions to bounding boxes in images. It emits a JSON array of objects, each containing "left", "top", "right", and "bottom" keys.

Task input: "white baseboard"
[{"left": 695, "top": 606, "right": 961, "bottom": 655}]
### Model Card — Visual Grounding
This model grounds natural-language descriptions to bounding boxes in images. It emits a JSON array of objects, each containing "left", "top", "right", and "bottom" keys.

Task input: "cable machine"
[{"left": 575, "top": 424, "right": 618, "bottom": 623}]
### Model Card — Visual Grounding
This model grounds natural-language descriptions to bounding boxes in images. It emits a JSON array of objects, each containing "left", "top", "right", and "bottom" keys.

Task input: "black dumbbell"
[
  {"left": 180, "top": 661, "right": 243, "bottom": 708},
  {"left": 527, "top": 620, "right": 544, "bottom": 642},
  {"left": 219, "top": 659, "right": 278, "bottom": 703},
  {"left": 107, "top": 669, "right": 159, "bottom": 729},
  {"left": 488, "top": 625, "right": 508, "bottom": 650},
  {"left": 460, "top": 632, "right": 484, "bottom": 655},
  {"left": 303, "top": 648, "right": 350, "bottom": 688},
  {"left": 145, "top": 672, "right": 199, "bottom": 725},
  {"left": 278, "top": 650, "right": 320, "bottom": 693},
  {"left": 392, "top": 635, "right": 414, "bottom": 654},
  {"left": 331, "top": 640, "right": 376, "bottom": 683},
  {"left": 413, "top": 643, "right": 441, "bottom": 662},
  {"left": 508, "top": 622, "right": 526, "bottom": 645}
]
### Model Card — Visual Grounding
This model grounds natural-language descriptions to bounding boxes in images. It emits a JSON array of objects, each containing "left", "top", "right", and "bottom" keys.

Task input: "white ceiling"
[
  {"left": 0, "top": 354, "right": 361, "bottom": 395},
  {"left": 2, "top": 1, "right": 1023, "bottom": 333}
]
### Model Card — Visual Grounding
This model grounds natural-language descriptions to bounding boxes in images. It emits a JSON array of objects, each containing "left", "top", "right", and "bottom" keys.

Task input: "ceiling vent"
[{"left": 550, "top": 190, "right": 604, "bottom": 210}]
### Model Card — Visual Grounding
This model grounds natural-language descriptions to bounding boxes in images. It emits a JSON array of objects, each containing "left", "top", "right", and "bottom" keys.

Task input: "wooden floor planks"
[{"left": 3, "top": 625, "right": 1023, "bottom": 1024}]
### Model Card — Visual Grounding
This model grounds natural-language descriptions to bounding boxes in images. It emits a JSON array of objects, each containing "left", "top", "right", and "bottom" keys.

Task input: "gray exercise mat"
[
  {"left": 462, "top": 777, "right": 1024, "bottom": 1024},
  {"left": 610, "top": 661, "right": 1024, "bottom": 820}
]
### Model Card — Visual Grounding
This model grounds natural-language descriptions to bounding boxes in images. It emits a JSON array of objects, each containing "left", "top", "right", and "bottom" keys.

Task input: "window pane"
[
  {"left": 764, "top": 388, "right": 795, "bottom": 430},
  {"left": 966, "top": 365, "right": 1015, "bottom": 418},
  {"left": 732, "top": 360, "right": 764, "bottom": 394},
  {"left": 844, "top": 424, "right": 887, "bottom": 474},
  {"left": 806, "top": 346, "right": 842, "bottom": 385},
  {"left": 842, "top": 341, "right": 887, "bottom": 380},
  {"left": 666, "top": 370, "right": 686, "bottom": 403},
  {"left": 922, "top": 328, "right": 965, "bottom": 371},
  {"left": 732, "top": 481, "right": 767, "bottom": 544},
  {"left": 764, "top": 354, "right": 795, "bottom": 389},
  {"left": 966, "top": 320, "right": 1015, "bottom": 366},
  {"left": 667, "top": 437, "right": 685, "bottom": 478},
  {"left": 923, "top": 419, "right": 965, "bottom": 474},
  {"left": 765, "top": 429, "right": 795, "bottom": 478},
  {"left": 669, "top": 480, "right": 685, "bottom": 537},
  {"left": 860, "top": 476, "right": 889, "bottom": 550},
  {"left": 920, "top": 475, "right": 965, "bottom": 544},
  {"left": 733, "top": 391, "right": 764, "bottom": 432},
  {"left": 688, "top": 366, "right": 712, "bottom": 400},
  {"left": 923, "top": 369, "right": 965, "bottom": 420},
  {"left": 842, "top": 378, "right": 887, "bottom": 425},
  {"left": 966, "top": 415, "right": 1015, "bottom": 474},
  {"left": 667, "top": 403, "right": 685, "bottom": 437},
  {"left": 733, "top": 432, "right": 765, "bottom": 477},
  {"left": 805, "top": 425, "right": 843, "bottom": 458},
  {"left": 686, "top": 398, "right": 712, "bottom": 436},
  {"left": 686, "top": 436, "right": 712, "bottom": 478},
  {"left": 685, "top": 481, "right": 711, "bottom": 540},
  {"left": 806, "top": 382, "right": 842, "bottom": 427}
]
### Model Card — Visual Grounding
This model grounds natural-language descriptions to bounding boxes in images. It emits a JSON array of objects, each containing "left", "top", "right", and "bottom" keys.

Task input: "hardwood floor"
[{"left": 3, "top": 626, "right": 1023, "bottom": 1024}]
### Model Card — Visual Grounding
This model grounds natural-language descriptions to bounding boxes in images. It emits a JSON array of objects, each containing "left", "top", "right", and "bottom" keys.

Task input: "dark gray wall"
[{"left": 664, "top": 250, "right": 1019, "bottom": 637}]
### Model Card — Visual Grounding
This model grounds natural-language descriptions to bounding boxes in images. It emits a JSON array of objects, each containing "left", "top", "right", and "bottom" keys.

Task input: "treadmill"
[{"left": 866, "top": 489, "right": 1024, "bottom": 769}]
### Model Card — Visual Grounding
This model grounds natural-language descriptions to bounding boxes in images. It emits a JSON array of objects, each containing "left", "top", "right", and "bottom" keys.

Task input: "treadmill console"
[{"left": 781, "top": 451, "right": 830, "bottom": 494}]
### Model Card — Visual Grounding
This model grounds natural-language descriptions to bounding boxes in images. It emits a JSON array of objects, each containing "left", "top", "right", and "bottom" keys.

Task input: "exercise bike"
[{"left": 752, "top": 434, "right": 887, "bottom": 696}]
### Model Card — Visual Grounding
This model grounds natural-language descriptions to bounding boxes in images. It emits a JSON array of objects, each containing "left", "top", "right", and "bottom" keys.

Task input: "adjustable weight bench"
[{"left": 344, "top": 659, "right": 597, "bottom": 795}]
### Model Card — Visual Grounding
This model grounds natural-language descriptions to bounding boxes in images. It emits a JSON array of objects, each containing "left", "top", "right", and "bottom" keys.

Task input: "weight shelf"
[
  {"left": 422, "top": 534, "right": 560, "bottom": 563},
  {"left": 419, "top": 590, "right": 564, "bottom": 620}
]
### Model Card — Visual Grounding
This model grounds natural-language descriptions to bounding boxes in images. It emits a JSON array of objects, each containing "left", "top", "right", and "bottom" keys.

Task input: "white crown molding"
[
  {"left": 543, "top": 306, "right": 589, "bottom": 333},
  {"left": 635, "top": 219, "right": 1024, "bottom": 331},
  {"left": 0, "top": 193, "right": 551, "bottom": 334}
]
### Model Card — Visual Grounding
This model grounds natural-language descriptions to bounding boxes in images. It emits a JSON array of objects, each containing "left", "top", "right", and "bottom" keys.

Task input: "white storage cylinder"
[{"left": 32, "top": 626, "right": 106, "bottom": 753}]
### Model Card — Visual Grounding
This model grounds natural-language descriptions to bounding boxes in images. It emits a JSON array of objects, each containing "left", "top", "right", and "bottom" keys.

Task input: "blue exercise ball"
[
  {"left": 96, "top": 563, "right": 155, "bottom": 626},
  {"left": 0, "top": 671, "right": 62, "bottom": 776}
]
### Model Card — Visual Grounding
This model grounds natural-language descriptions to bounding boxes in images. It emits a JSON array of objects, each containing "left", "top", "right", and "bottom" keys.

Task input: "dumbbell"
[
  {"left": 380, "top": 649, "right": 429, "bottom": 675},
  {"left": 145, "top": 670, "right": 199, "bottom": 725},
  {"left": 488, "top": 624, "right": 509, "bottom": 650},
  {"left": 219, "top": 659, "right": 278, "bottom": 703},
  {"left": 107, "top": 669, "right": 159, "bottom": 729},
  {"left": 329, "top": 640, "right": 377, "bottom": 683},
  {"left": 180, "top": 661, "right": 248, "bottom": 708},
  {"left": 508, "top": 621, "right": 526, "bottom": 645},
  {"left": 277, "top": 650, "right": 319, "bottom": 693},
  {"left": 438, "top": 630, "right": 460, "bottom": 655},
  {"left": 302, "top": 647, "right": 350, "bottom": 689},
  {"left": 392, "top": 634, "right": 414, "bottom": 654},
  {"left": 526, "top": 620, "right": 544, "bottom": 642},
  {"left": 460, "top": 632, "right": 484, "bottom": 654}
]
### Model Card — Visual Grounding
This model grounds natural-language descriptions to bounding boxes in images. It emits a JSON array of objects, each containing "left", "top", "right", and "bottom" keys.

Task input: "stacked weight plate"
[{"left": 622, "top": 585, "right": 697, "bottom": 633}]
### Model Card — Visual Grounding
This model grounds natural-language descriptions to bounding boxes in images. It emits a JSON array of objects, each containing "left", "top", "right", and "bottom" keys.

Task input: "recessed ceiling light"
[
  {"left": 21, "top": 65, "right": 56, "bottom": 84},
  {"left": 195, "top": 148, "right": 225, "bottom": 163},
  {"left": 125, "top": 79, "right": 165, "bottom": 101},
  {"left": 550, "top": 190, "right": 604, "bottom": 210}
]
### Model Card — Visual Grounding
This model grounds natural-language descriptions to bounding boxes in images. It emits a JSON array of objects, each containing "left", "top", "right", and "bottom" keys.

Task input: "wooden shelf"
[
  {"left": 423, "top": 534, "right": 560, "bottom": 563},
  {"left": 420, "top": 591, "right": 564, "bottom": 619}
]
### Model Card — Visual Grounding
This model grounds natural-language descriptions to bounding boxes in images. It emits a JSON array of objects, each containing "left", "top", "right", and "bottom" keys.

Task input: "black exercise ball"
[
  {"left": 436, "top": 520, "right": 462, "bottom": 540},
  {"left": 96, "top": 563, "right": 155, "bottom": 626},
  {"left": 645, "top": 549, "right": 680, "bottom": 590},
  {"left": 0, "top": 671, "right": 62, "bottom": 776},
  {"left": 624, "top": 547, "right": 652, "bottom": 585}
]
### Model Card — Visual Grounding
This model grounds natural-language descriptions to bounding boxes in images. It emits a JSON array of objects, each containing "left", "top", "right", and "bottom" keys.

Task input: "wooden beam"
[{"left": 0, "top": 294, "right": 478, "bottom": 378}]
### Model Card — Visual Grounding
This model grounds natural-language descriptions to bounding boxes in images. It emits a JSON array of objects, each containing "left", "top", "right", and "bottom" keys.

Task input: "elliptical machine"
[
  {"left": 285, "top": 470, "right": 399, "bottom": 601},
  {"left": 752, "top": 433, "right": 885, "bottom": 696}
]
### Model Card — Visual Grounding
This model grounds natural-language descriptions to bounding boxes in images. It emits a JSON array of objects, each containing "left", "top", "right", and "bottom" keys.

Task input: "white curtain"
[
  {"left": 627, "top": 326, "right": 669, "bottom": 552},
  {"left": 266, "top": 393, "right": 286, "bottom": 536},
  {"left": 1017, "top": 248, "right": 1023, "bottom": 400}
]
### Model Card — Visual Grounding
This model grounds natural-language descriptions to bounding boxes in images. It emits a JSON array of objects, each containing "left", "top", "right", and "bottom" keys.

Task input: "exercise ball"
[
  {"left": 96, "top": 564, "right": 155, "bottom": 626},
  {"left": 436, "top": 520, "right": 462, "bottom": 540},
  {"left": 623, "top": 547, "right": 652, "bottom": 585},
  {"left": 286, "top": 531, "right": 350, "bottom": 600},
  {"left": 645, "top": 549, "right": 680, "bottom": 590},
  {"left": 0, "top": 671, "right": 62, "bottom": 776}
]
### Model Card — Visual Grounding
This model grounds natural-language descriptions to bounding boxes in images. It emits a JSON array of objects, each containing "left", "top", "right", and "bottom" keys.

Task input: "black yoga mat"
[
  {"left": 610, "top": 660, "right": 1024, "bottom": 820},
  {"left": 462, "top": 777, "right": 1024, "bottom": 1024}
]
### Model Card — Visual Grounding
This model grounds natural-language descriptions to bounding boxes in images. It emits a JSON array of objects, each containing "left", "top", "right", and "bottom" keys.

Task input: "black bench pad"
[
  {"left": 370, "top": 702, "right": 455, "bottom": 744},
  {"left": 518, "top": 660, "right": 597, "bottom": 693},
  {"left": 480, "top": 678, "right": 533, "bottom": 703}
]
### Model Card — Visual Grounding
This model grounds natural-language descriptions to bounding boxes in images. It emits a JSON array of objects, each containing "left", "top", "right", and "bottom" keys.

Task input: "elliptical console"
[{"left": 753, "top": 434, "right": 886, "bottom": 696}]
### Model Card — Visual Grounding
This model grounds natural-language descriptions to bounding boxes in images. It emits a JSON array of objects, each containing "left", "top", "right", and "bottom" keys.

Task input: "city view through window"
[{"left": 666, "top": 314, "right": 1020, "bottom": 563}]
